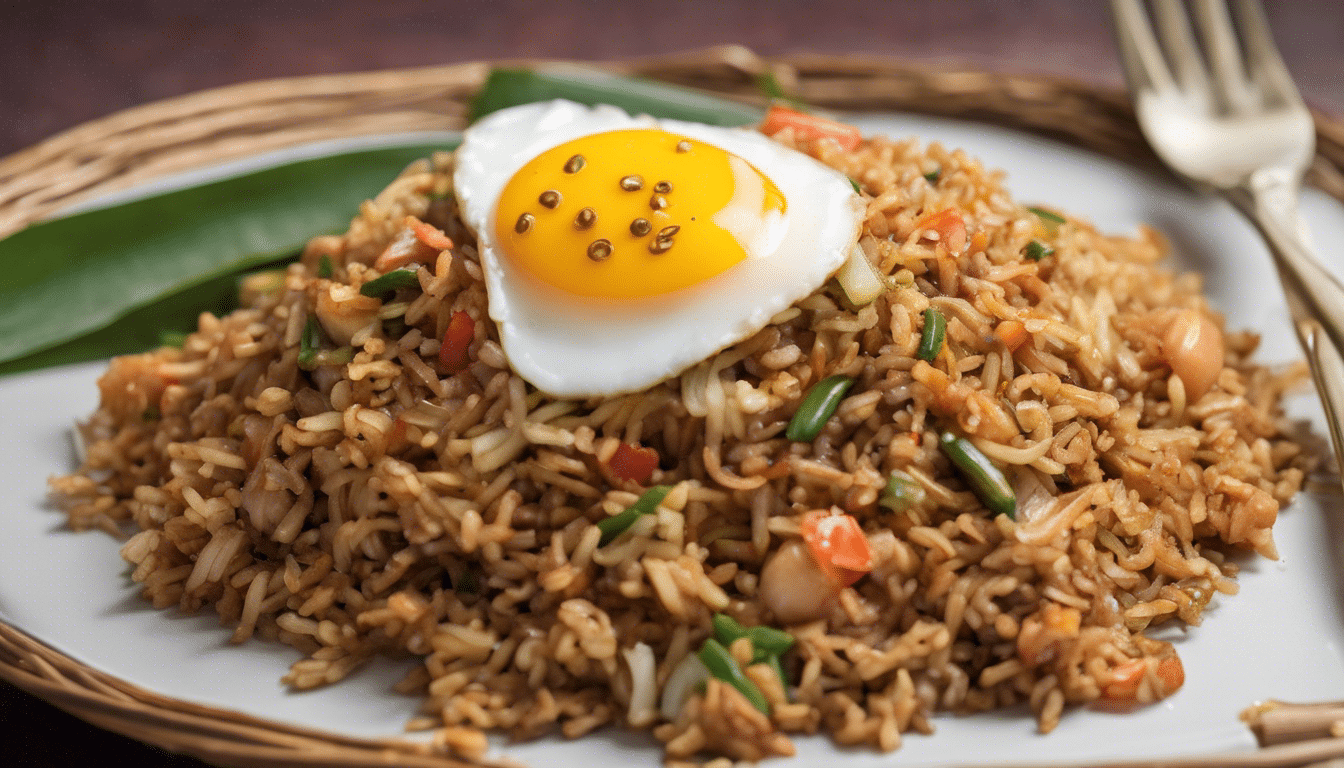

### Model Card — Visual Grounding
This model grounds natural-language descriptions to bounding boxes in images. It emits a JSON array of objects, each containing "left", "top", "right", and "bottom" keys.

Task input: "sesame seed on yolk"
[{"left": 493, "top": 130, "right": 786, "bottom": 299}]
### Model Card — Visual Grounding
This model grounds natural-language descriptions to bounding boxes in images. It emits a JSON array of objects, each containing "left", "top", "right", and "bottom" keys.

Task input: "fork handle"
[{"left": 1227, "top": 178, "right": 1344, "bottom": 477}]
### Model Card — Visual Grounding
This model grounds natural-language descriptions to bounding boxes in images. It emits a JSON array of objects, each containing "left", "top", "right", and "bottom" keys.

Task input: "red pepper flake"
[
  {"left": 439, "top": 311, "right": 475, "bottom": 373},
  {"left": 609, "top": 442, "right": 660, "bottom": 484}
]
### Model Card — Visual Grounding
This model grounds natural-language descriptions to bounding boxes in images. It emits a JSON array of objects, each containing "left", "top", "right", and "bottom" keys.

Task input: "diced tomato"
[
  {"left": 759, "top": 105, "right": 862, "bottom": 151},
  {"left": 408, "top": 216, "right": 454, "bottom": 251},
  {"left": 916, "top": 208, "right": 967, "bottom": 254},
  {"left": 799, "top": 510, "right": 873, "bottom": 587},
  {"left": 609, "top": 442, "right": 659, "bottom": 484},
  {"left": 439, "top": 311, "right": 475, "bottom": 373}
]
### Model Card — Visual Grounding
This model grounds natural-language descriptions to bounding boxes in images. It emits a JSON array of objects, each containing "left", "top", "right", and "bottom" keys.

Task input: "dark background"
[{"left": 3, "top": 1, "right": 1342, "bottom": 766}]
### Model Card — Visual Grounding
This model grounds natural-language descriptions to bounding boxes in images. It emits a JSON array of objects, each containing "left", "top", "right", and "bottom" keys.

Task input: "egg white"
[{"left": 453, "top": 99, "right": 865, "bottom": 398}]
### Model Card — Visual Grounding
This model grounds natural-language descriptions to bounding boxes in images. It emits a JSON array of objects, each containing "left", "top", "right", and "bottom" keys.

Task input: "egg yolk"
[{"left": 493, "top": 130, "right": 787, "bottom": 299}]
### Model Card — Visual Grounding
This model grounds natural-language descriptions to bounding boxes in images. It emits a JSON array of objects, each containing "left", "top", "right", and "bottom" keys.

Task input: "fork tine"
[
  {"left": 1151, "top": 0, "right": 1210, "bottom": 94},
  {"left": 1230, "top": 0, "right": 1304, "bottom": 107},
  {"left": 1191, "top": 0, "right": 1253, "bottom": 113},
  {"left": 1110, "top": 0, "right": 1176, "bottom": 94}
]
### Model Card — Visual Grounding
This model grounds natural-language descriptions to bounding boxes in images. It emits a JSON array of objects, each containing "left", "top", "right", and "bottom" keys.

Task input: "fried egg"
[{"left": 453, "top": 100, "right": 865, "bottom": 398}]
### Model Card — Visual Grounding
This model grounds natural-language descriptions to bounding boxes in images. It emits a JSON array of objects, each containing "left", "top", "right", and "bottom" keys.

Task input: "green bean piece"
[
  {"left": 359, "top": 268, "right": 421, "bottom": 298},
  {"left": 596, "top": 485, "right": 673, "bottom": 546},
  {"left": 712, "top": 614, "right": 795, "bottom": 657},
  {"left": 917, "top": 307, "right": 946, "bottom": 362},
  {"left": 297, "top": 316, "right": 322, "bottom": 370},
  {"left": 1024, "top": 240, "right": 1054, "bottom": 261},
  {"left": 712, "top": 613, "right": 750, "bottom": 647},
  {"left": 746, "top": 626, "right": 795, "bottom": 656},
  {"left": 765, "top": 654, "right": 792, "bottom": 701},
  {"left": 786, "top": 375, "right": 856, "bottom": 442},
  {"left": 317, "top": 254, "right": 334, "bottom": 278},
  {"left": 938, "top": 432, "right": 1016, "bottom": 519},
  {"left": 879, "top": 470, "right": 925, "bottom": 513},
  {"left": 697, "top": 639, "right": 770, "bottom": 714}
]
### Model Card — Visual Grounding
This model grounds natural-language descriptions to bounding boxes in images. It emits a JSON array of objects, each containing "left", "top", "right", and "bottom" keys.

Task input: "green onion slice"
[
  {"left": 924, "top": 168, "right": 941, "bottom": 183},
  {"left": 786, "top": 375, "right": 856, "bottom": 442},
  {"left": 297, "top": 316, "right": 322, "bottom": 370},
  {"left": 596, "top": 485, "right": 673, "bottom": 546},
  {"left": 1027, "top": 206, "right": 1066, "bottom": 236},
  {"left": 697, "top": 638, "right": 770, "bottom": 714},
  {"left": 938, "top": 432, "right": 1016, "bottom": 519},
  {"left": 879, "top": 470, "right": 925, "bottom": 513},
  {"left": 1024, "top": 240, "right": 1054, "bottom": 261},
  {"left": 359, "top": 268, "right": 421, "bottom": 298},
  {"left": 317, "top": 254, "right": 334, "bottom": 278},
  {"left": 917, "top": 307, "right": 946, "bottom": 362}
]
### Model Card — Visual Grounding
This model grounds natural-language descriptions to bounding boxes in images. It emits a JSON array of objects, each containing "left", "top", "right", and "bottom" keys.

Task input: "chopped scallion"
[
  {"left": 786, "top": 375, "right": 856, "bottom": 442},
  {"left": 597, "top": 485, "right": 673, "bottom": 546},
  {"left": 938, "top": 432, "right": 1016, "bottom": 519},
  {"left": 359, "top": 268, "right": 420, "bottom": 298},
  {"left": 924, "top": 168, "right": 941, "bottom": 183},
  {"left": 849, "top": 176, "right": 862, "bottom": 194},
  {"left": 297, "top": 316, "right": 322, "bottom": 370},
  {"left": 317, "top": 254, "right": 334, "bottom": 278},
  {"left": 917, "top": 307, "right": 946, "bottom": 362},
  {"left": 1024, "top": 240, "right": 1054, "bottom": 261},
  {"left": 879, "top": 470, "right": 925, "bottom": 513},
  {"left": 1027, "top": 206, "right": 1066, "bottom": 236}
]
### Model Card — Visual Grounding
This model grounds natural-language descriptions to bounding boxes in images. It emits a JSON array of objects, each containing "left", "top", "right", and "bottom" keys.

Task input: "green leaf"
[
  {"left": 0, "top": 261, "right": 286, "bottom": 376},
  {"left": 0, "top": 141, "right": 453, "bottom": 370},
  {"left": 471, "top": 69, "right": 762, "bottom": 126}
]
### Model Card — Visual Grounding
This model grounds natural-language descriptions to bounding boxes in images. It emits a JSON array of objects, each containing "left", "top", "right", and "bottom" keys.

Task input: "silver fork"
[{"left": 1111, "top": 0, "right": 1344, "bottom": 478}]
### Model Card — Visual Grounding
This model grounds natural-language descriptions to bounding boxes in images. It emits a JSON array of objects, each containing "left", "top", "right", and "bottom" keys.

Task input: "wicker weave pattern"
[{"left": 5, "top": 46, "right": 1344, "bottom": 768}]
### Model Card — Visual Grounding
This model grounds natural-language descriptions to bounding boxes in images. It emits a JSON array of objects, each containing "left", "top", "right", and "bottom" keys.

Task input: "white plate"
[{"left": 4, "top": 114, "right": 1344, "bottom": 767}]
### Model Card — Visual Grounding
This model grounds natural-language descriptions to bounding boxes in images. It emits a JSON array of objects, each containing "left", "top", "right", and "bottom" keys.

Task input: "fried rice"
[{"left": 50, "top": 122, "right": 1316, "bottom": 764}]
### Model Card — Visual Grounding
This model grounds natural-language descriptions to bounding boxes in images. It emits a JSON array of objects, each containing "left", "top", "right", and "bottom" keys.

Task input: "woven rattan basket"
[{"left": 5, "top": 46, "right": 1344, "bottom": 768}]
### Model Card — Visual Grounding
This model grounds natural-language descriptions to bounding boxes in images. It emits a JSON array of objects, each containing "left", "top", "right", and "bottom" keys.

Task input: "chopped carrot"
[
  {"left": 759, "top": 105, "right": 862, "bottom": 151},
  {"left": 1041, "top": 603, "right": 1080, "bottom": 636},
  {"left": 799, "top": 510, "right": 873, "bottom": 586},
  {"left": 609, "top": 442, "right": 660, "bottom": 484},
  {"left": 968, "top": 231, "right": 989, "bottom": 254},
  {"left": 1157, "top": 656, "right": 1185, "bottom": 695},
  {"left": 916, "top": 208, "right": 967, "bottom": 254},
  {"left": 439, "top": 311, "right": 475, "bottom": 373},
  {"left": 1101, "top": 659, "right": 1147, "bottom": 700},
  {"left": 994, "top": 320, "right": 1029, "bottom": 351},
  {"left": 408, "top": 216, "right": 454, "bottom": 251}
]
